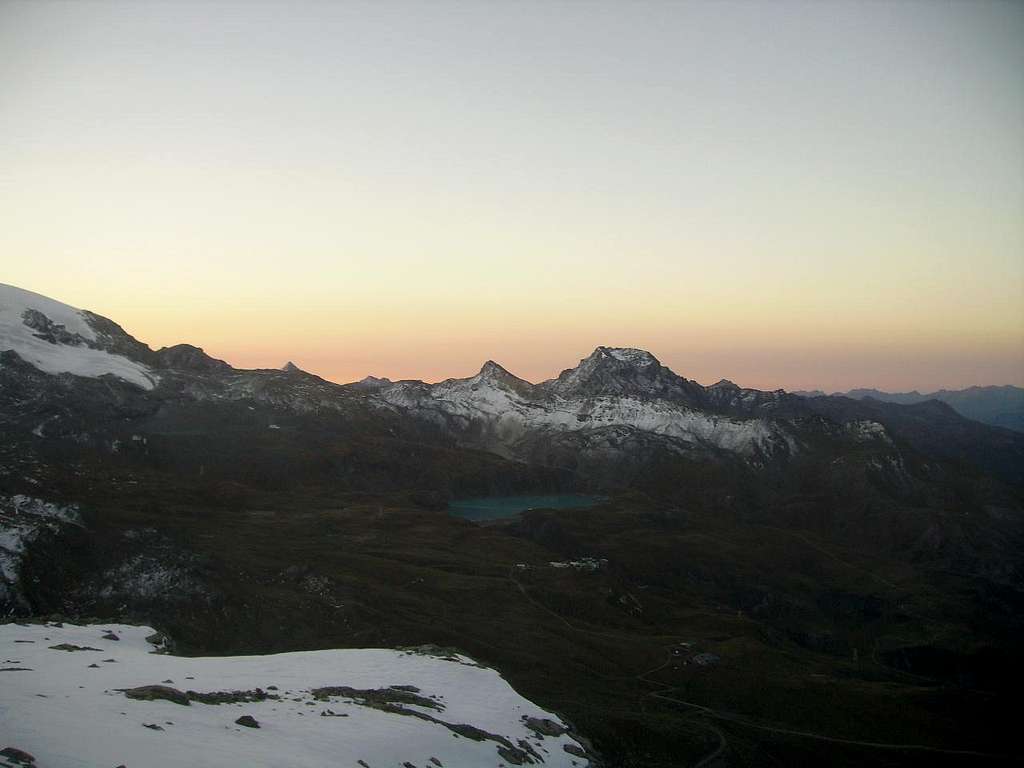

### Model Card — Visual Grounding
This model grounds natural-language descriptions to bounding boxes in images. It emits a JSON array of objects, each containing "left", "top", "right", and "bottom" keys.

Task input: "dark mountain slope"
[
  {"left": 796, "top": 385, "right": 1024, "bottom": 433},
  {"left": 801, "top": 394, "right": 1024, "bottom": 486},
  {"left": 3, "top": 283, "right": 1023, "bottom": 766}
]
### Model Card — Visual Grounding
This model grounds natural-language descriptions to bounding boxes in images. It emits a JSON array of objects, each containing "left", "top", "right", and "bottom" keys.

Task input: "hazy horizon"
[
  {"left": 2, "top": 0, "right": 1022, "bottom": 392},
  {"left": 4, "top": 279, "right": 1021, "bottom": 395}
]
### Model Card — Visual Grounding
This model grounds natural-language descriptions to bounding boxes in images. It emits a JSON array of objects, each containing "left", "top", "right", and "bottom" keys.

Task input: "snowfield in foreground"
[{"left": 0, "top": 623, "right": 590, "bottom": 768}]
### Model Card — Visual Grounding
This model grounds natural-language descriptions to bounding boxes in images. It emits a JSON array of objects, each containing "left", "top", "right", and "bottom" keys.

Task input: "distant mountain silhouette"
[{"left": 794, "top": 385, "right": 1024, "bottom": 432}]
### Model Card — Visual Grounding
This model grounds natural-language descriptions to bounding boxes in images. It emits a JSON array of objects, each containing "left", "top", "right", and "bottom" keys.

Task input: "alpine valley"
[{"left": 2, "top": 282, "right": 1022, "bottom": 767}]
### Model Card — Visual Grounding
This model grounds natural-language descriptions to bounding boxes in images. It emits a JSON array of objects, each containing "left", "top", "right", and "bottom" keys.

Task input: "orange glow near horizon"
[
  {"left": 1, "top": 2, "right": 1021, "bottom": 392},
  {"left": 5, "top": 276, "right": 1020, "bottom": 393}
]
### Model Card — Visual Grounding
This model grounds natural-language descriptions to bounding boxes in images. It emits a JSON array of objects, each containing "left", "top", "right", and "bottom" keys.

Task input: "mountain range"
[
  {"left": 3, "top": 282, "right": 1020, "bottom": 487},
  {"left": 795, "top": 386, "right": 1024, "bottom": 433},
  {"left": 2, "top": 281, "right": 1023, "bottom": 767}
]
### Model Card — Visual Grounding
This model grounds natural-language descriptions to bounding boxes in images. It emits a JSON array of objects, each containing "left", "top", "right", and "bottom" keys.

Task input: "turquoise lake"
[{"left": 447, "top": 494, "right": 605, "bottom": 521}]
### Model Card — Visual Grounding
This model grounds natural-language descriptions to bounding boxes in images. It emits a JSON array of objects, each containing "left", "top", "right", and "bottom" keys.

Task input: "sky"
[{"left": 1, "top": 0, "right": 1021, "bottom": 392}]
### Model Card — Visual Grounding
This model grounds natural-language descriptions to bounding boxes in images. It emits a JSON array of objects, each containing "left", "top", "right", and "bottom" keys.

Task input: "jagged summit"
[
  {"left": 599, "top": 346, "right": 660, "bottom": 367},
  {"left": 442, "top": 359, "right": 534, "bottom": 395},
  {"left": 281, "top": 361, "right": 302, "bottom": 373},
  {"left": 479, "top": 359, "right": 507, "bottom": 375},
  {"left": 542, "top": 345, "right": 702, "bottom": 402},
  {"left": 155, "top": 344, "right": 231, "bottom": 373},
  {"left": 348, "top": 375, "right": 393, "bottom": 391},
  {"left": 475, "top": 359, "right": 526, "bottom": 383}
]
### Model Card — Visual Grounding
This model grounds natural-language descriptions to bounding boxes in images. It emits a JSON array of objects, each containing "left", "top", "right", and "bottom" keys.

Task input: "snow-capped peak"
[
  {"left": 542, "top": 345, "right": 699, "bottom": 402},
  {"left": 455, "top": 360, "right": 533, "bottom": 394},
  {"left": 475, "top": 359, "right": 521, "bottom": 382},
  {"left": 600, "top": 346, "right": 659, "bottom": 367},
  {"left": 479, "top": 359, "right": 505, "bottom": 374},
  {"left": 0, "top": 283, "right": 156, "bottom": 390},
  {"left": 0, "top": 284, "right": 97, "bottom": 343}
]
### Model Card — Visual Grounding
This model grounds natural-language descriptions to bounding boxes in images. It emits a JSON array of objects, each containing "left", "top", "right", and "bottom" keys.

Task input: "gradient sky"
[{"left": 1, "top": 0, "right": 1021, "bottom": 392}]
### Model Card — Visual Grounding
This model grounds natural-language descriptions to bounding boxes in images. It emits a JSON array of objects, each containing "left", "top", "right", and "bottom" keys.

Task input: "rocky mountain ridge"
[
  {"left": 3, "top": 283, "right": 1023, "bottom": 487},
  {"left": 3, "top": 283, "right": 1023, "bottom": 767},
  {"left": 794, "top": 385, "right": 1024, "bottom": 433},
  {"left": 370, "top": 348, "right": 804, "bottom": 466}
]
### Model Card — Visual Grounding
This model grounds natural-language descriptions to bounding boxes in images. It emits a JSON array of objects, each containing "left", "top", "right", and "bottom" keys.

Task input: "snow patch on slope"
[
  {"left": 0, "top": 622, "right": 589, "bottom": 768},
  {"left": 0, "top": 283, "right": 156, "bottom": 390},
  {"left": 380, "top": 376, "right": 790, "bottom": 457},
  {"left": 0, "top": 496, "right": 81, "bottom": 611},
  {"left": 603, "top": 347, "right": 657, "bottom": 366},
  {"left": 845, "top": 420, "right": 892, "bottom": 443},
  {"left": 0, "top": 285, "right": 96, "bottom": 342}
]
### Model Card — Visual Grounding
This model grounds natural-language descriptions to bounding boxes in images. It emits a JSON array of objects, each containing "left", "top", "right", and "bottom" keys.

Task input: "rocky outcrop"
[
  {"left": 122, "top": 684, "right": 191, "bottom": 706},
  {"left": 154, "top": 344, "right": 231, "bottom": 373},
  {"left": 0, "top": 496, "right": 83, "bottom": 616}
]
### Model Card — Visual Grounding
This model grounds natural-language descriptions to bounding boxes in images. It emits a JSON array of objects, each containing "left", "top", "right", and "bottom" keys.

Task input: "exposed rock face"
[
  {"left": 0, "top": 495, "right": 82, "bottom": 615},
  {"left": 815, "top": 385, "right": 1024, "bottom": 433},
  {"left": 4, "top": 282, "right": 1022, "bottom": 487},
  {"left": 0, "top": 746, "right": 36, "bottom": 765},
  {"left": 372, "top": 347, "right": 803, "bottom": 468},
  {"left": 349, "top": 375, "right": 393, "bottom": 391},
  {"left": 361, "top": 345, "right": 1024, "bottom": 487},
  {"left": 80, "top": 311, "right": 158, "bottom": 365},
  {"left": 122, "top": 684, "right": 191, "bottom": 706},
  {"left": 48, "top": 644, "right": 102, "bottom": 652},
  {"left": 542, "top": 346, "right": 704, "bottom": 402},
  {"left": 154, "top": 344, "right": 231, "bottom": 373},
  {"left": 0, "top": 283, "right": 157, "bottom": 390},
  {"left": 21, "top": 308, "right": 91, "bottom": 347},
  {"left": 523, "top": 716, "right": 568, "bottom": 737}
]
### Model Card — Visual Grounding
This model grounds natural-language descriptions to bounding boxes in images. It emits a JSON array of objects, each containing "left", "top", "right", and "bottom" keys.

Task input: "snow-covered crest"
[
  {"left": 540, "top": 345, "right": 699, "bottom": 401},
  {"left": 0, "top": 284, "right": 96, "bottom": 342},
  {"left": 602, "top": 347, "right": 659, "bottom": 366},
  {"left": 375, "top": 346, "right": 794, "bottom": 459},
  {"left": 0, "top": 283, "right": 156, "bottom": 390}
]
